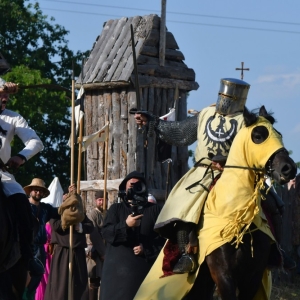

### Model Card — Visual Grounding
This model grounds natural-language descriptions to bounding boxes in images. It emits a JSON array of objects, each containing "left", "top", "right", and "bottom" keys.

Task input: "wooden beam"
[
  {"left": 80, "top": 179, "right": 123, "bottom": 191},
  {"left": 159, "top": 0, "right": 167, "bottom": 66},
  {"left": 131, "top": 75, "right": 199, "bottom": 91},
  {"left": 75, "top": 81, "right": 130, "bottom": 90},
  {"left": 80, "top": 179, "right": 166, "bottom": 201},
  {"left": 140, "top": 46, "right": 185, "bottom": 61}
]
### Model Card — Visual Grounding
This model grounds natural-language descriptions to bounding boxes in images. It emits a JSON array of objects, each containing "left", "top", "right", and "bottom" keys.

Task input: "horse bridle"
[{"left": 224, "top": 148, "right": 290, "bottom": 181}]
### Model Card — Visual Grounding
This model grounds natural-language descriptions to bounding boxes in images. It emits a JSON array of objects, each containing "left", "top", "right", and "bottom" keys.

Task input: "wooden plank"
[
  {"left": 144, "top": 30, "right": 179, "bottom": 50},
  {"left": 104, "top": 91, "right": 113, "bottom": 179},
  {"left": 160, "top": 87, "right": 168, "bottom": 116},
  {"left": 83, "top": 19, "right": 117, "bottom": 83},
  {"left": 118, "top": 37, "right": 144, "bottom": 81},
  {"left": 153, "top": 88, "right": 163, "bottom": 189},
  {"left": 93, "top": 17, "right": 129, "bottom": 82},
  {"left": 118, "top": 15, "right": 158, "bottom": 82},
  {"left": 75, "top": 81, "right": 130, "bottom": 90},
  {"left": 120, "top": 89, "right": 128, "bottom": 178},
  {"left": 97, "top": 91, "right": 105, "bottom": 179},
  {"left": 127, "top": 90, "right": 138, "bottom": 173},
  {"left": 159, "top": 87, "right": 169, "bottom": 191},
  {"left": 137, "top": 54, "right": 187, "bottom": 68},
  {"left": 110, "top": 17, "right": 142, "bottom": 81},
  {"left": 105, "top": 16, "right": 140, "bottom": 82},
  {"left": 111, "top": 90, "right": 121, "bottom": 179},
  {"left": 167, "top": 88, "right": 180, "bottom": 187},
  {"left": 80, "top": 178, "right": 166, "bottom": 201},
  {"left": 145, "top": 87, "right": 155, "bottom": 187},
  {"left": 150, "top": 14, "right": 160, "bottom": 29},
  {"left": 89, "top": 18, "right": 128, "bottom": 82},
  {"left": 84, "top": 93, "right": 93, "bottom": 181},
  {"left": 90, "top": 92, "right": 98, "bottom": 160},
  {"left": 140, "top": 46, "right": 185, "bottom": 61},
  {"left": 80, "top": 179, "right": 123, "bottom": 191},
  {"left": 131, "top": 75, "right": 199, "bottom": 91},
  {"left": 137, "top": 65, "right": 196, "bottom": 81}
]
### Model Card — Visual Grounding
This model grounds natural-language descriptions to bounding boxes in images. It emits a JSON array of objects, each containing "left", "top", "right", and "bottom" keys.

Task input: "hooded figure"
[{"left": 99, "top": 171, "right": 165, "bottom": 300}]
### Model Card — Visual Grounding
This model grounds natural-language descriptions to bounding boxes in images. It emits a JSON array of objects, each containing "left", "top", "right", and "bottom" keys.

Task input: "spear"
[
  {"left": 68, "top": 62, "right": 75, "bottom": 300},
  {"left": 0, "top": 83, "right": 71, "bottom": 94}
]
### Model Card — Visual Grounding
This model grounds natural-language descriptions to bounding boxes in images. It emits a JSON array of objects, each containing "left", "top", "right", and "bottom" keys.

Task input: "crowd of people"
[{"left": 0, "top": 76, "right": 299, "bottom": 300}]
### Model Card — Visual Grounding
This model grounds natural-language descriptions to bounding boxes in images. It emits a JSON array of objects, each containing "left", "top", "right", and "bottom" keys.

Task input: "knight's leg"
[
  {"left": 7, "top": 193, "right": 34, "bottom": 264},
  {"left": 173, "top": 221, "right": 198, "bottom": 274},
  {"left": 9, "top": 257, "right": 28, "bottom": 299}
]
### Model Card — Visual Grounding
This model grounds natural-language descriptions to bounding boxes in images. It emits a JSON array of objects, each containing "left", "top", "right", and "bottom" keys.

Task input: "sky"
[{"left": 30, "top": 0, "right": 300, "bottom": 166}]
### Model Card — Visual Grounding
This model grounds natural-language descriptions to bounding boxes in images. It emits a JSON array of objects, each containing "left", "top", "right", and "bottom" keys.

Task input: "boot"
[
  {"left": 173, "top": 253, "right": 197, "bottom": 273},
  {"left": 173, "top": 222, "right": 198, "bottom": 274},
  {"left": 89, "top": 287, "right": 99, "bottom": 300}
]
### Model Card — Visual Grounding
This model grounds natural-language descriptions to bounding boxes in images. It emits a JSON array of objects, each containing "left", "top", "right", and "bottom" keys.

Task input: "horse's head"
[{"left": 243, "top": 105, "right": 297, "bottom": 185}]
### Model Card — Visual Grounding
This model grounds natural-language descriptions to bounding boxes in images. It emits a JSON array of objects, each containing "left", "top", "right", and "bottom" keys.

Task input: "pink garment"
[{"left": 35, "top": 223, "right": 52, "bottom": 300}]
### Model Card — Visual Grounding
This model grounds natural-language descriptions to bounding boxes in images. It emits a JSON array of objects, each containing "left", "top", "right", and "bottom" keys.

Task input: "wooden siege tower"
[{"left": 75, "top": 14, "right": 199, "bottom": 209}]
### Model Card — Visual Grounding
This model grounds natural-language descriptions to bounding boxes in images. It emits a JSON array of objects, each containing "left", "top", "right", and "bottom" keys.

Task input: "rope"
[{"left": 220, "top": 173, "right": 265, "bottom": 254}]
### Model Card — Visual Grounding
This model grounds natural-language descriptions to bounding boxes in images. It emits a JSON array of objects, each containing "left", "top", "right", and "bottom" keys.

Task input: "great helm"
[{"left": 215, "top": 78, "right": 250, "bottom": 115}]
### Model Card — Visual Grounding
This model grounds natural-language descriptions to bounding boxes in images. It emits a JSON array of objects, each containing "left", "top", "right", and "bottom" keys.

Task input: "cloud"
[
  {"left": 292, "top": 123, "right": 300, "bottom": 133},
  {"left": 255, "top": 72, "right": 300, "bottom": 88}
]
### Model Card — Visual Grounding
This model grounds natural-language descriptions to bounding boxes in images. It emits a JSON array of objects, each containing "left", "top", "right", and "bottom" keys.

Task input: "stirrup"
[{"left": 173, "top": 253, "right": 198, "bottom": 274}]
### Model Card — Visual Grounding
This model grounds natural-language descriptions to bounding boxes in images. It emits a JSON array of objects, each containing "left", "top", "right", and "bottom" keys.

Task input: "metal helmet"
[{"left": 215, "top": 78, "right": 250, "bottom": 115}]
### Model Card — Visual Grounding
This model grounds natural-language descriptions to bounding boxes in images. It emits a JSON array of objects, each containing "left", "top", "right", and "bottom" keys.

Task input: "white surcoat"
[{"left": 0, "top": 109, "right": 43, "bottom": 196}]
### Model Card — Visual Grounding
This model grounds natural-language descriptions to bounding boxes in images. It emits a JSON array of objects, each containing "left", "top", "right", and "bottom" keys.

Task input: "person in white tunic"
[{"left": 0, "top": 77, "right": 44, "bottom": 298}]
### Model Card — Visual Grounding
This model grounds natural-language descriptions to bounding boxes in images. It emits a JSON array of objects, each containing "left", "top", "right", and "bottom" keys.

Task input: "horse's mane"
[{"left": 243, "top": 105, "right": 276, "bottom": 127}]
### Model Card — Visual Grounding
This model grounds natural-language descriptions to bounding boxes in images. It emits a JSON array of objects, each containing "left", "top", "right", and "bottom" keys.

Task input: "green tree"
[
  {"left": 0, "top": 0, "right": 88, "bottom": 187},
  {"left": 0, "top": 0, "right": 87, "bottom": 86},
  {"left": 4, "top": 65, "right": 74, "bottom": 188}
]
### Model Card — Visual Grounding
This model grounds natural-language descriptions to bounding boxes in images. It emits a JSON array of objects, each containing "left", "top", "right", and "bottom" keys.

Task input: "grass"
[
  {"left": 212, "top": 274, "right": 300, "bottom": 300},
  {"left": 271, "top": 275, "right": 300, "bottom": 300}
]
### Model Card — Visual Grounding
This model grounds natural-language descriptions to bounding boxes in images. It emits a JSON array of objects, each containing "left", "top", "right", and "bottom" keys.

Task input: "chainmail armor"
[{"left": 155, "top": 114, "right": 198, "bottom": 147}]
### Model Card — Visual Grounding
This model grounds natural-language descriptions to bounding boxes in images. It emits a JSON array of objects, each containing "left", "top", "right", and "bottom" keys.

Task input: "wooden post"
[
  {"left": 159, "top": 0, "right": 167, "bottom": 66},
  {"left": 103, "top": 119, "right": 109, "bottom": 211},
  {"left": 77, "top": 117, "right": 84, "bottom": 193}
]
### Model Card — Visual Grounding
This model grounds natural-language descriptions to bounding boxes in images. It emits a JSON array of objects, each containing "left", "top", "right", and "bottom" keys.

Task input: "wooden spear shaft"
[{"left": 68, "top": 67, "right": 75, "bottom": 300}]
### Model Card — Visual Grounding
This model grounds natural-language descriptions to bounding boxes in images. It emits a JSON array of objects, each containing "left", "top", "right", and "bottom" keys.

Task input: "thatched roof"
[{"left": 76, "top": 14, "right": 199, "bottom": 91}]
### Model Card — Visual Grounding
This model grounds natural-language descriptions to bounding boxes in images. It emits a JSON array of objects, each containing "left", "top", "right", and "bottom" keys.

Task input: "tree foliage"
[{"left": 0, "top": 0, "right": 88, "bottom": 188}]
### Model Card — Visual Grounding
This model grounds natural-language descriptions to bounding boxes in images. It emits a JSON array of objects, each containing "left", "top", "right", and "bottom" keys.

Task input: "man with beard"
[
  {"left": 23, "top": 178, "right": 59, "bottom": 299},
  {"left": 86, "top": 191, "right": 106, "bottom": 300}
]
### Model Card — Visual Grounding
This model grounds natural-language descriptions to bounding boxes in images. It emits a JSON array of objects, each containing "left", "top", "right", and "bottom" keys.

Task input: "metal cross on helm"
[{"left": 235, "top": 62, "right": 250, "bottom": 80}]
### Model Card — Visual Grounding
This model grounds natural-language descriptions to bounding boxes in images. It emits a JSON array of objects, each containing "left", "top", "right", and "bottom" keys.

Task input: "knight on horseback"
[
  {"left": 0, "top": 77, "right": 44, "bottom": 299},
  {"left": 134, "top": 78, "right": 295, "bottom": 298}
]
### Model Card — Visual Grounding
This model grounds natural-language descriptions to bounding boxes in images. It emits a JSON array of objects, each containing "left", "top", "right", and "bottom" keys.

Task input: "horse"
[
  {"left": 0, "top": 179, "right": 28, "bottom": 300},
  {"left": 187, "top": 106, "right": 297, "bottom": 300}
]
